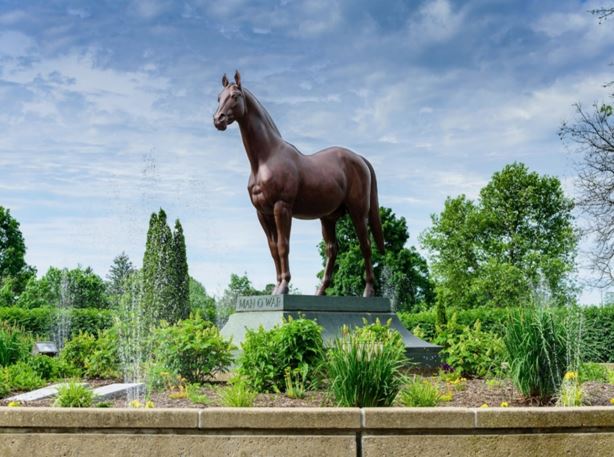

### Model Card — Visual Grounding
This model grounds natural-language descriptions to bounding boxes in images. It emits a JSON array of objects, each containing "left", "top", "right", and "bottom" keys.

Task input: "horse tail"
[{"left": 363, "top": 157, "right": 385, "bottom": 254}]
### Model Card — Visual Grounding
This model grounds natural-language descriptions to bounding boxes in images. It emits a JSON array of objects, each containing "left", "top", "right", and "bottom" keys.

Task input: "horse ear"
[
  {"left": 234, "top": 70, "right": 241, "bottom": 88},
  {"left": 222, "top": 73, "right": 229, "bottom": 87}
]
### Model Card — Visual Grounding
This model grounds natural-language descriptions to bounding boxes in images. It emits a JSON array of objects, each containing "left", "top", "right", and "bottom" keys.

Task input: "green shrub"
[
  {"left": 0, "top": 322, "right": 32, "bottom": 367},
  {"left": 0, "top": 306, "right": 114, "bottom": 338},
  {"left": 153, "top": 316, "right": 233, "bottom": 383},
  {"left": 59, "top": 330, "right": 119, "bottom": 379},
  {"left": 239, "top": 317, "right": 323, "bottom": 393},
  {"left": 85, "top": 329, "right": 120, "bottom": 379},
  {"left": 398, "top": 305, "right": 614, "bottom": 363},
  {"left": 581, "top": 305, "right": 614, "bottom": 363},
  {"left": 26, "top": 355, "right": 77, "bottom": 380},
  {"left": 438, "top": 319, "right": 506, "bottom": 378},
  {"left": 0, "top": 369, "right": 9, "bottom": 397},
  {"left": 326, "top": 323, "right": 407, "bottom": 407},
  {"left": 60, "top": 332, "right": 96, "bottom": 373},
  {"left": 503, "top": 307, "right": 573, "bottom": 403},
  {"left": 398, "top": 376, "right": 442, "bottom": 407},
  {"left": 4, "top": 361, "right": 45, "bottom": 391},
  {"left": 219, "top": 380, "right": 257, "bottom": 407},
  {"left": 578, "top": 362, "right": 609, "bottom": 383},
  {"left": 284, "top": 365, "right": 307, "bottom": 399},
  {"left": 54, "top": 381, "right": 95, "bottom": 407}
]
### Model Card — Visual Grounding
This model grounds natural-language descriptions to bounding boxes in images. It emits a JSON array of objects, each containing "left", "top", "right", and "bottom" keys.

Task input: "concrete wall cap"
[
  {"left": 476, "top": 407, "right": 614, "bottom": 428},
  {"left": 363, "top": 407, "right": 475, "bottom": 429},
  {"left": 0, "top": 407, "right": 199, "bottom": 429},
  {"left": 199, "top": 407, "right": 361, "bottom": 429}
]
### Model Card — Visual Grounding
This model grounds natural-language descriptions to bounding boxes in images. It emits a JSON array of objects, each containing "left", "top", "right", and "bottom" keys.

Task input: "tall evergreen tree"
[
  {"left": 171, "top": 220, "right": 190, "bottom": 322},
  {"left": 107, "top": 252, "right": 135, "bottom": 305},
  {"left": 141, "top": 209, "right": 190, "bottom": 325}
]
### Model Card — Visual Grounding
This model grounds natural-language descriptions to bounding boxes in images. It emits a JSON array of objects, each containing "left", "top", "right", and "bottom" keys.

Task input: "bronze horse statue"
[{"left": 213, "top": 71, "right": 384, "bottom": 297}]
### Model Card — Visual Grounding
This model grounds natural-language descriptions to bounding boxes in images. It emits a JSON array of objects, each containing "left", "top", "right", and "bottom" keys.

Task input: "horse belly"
[{"left": 292, "top": 182, "right": 345, "bottom": 219}]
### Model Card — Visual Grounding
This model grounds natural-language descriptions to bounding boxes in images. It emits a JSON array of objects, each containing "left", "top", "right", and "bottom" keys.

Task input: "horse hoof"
[{"left": 362, "top": 285, "right": 375, "bottom": 297}]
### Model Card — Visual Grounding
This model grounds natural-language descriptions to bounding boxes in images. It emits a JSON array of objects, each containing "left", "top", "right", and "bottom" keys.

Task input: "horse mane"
[{"left": 242, "top": 87, "right": 282, "bottom": 137}]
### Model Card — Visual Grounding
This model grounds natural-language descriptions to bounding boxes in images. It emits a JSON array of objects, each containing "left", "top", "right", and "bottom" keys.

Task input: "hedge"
[
  {"left": 0, "top": 307, "right": 114, "bottom": 338},
  {"left": 399, "top": 305, "right": 614, "bottom": 363}
]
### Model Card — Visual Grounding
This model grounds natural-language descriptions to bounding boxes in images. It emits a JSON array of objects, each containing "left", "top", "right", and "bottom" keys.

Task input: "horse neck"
[{"left": 238, "top": 89, "right": 283, "bottom": 173}]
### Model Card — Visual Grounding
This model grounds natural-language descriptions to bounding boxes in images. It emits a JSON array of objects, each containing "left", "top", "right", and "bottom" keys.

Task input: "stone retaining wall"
[{"left": 0, "top": 407, "right": 612, "bottom": 457}]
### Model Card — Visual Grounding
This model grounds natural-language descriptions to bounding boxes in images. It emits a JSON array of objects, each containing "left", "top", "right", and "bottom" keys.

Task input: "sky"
[{"left": 0, "top": 0, "right": 612, "bottom": 303}]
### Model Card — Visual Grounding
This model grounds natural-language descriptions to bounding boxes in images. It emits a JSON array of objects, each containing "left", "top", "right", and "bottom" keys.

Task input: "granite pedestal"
[{"left": 221, "top": 295, "right": 440, "bottom": 367}]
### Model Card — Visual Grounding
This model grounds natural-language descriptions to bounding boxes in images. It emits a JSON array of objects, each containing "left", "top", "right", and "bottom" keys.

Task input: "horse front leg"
[
  {"left": 256, "top": 211, "right": 282, "bottom": 294},
  {"left": 273, "top": 201, "right": 292, "bottom": 295},
  {"left": 316, "top": 217, "right": 338, "bottom": 295}
]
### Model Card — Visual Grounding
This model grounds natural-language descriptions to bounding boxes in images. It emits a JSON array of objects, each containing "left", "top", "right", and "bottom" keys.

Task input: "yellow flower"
[
  {"left": 480, "top": 403, "right": 489, "bottom": 408},
  {"left": 500, "top": 401, "right": 509, "bottom": 407},
  {"left": 564, "top": 371, "right": 577, "bottom": 381},
  {"left": 129, "top": 400, "right": 142, "bottom": 408},
  {"left": 145, "top": 400, "right": 155, "bottom": 409},
  {"left": 609, "top": 398, "right": 614, "bottom": 405},
  {"left": 7, "top": 401, "right": 21, "bottom": 407}
]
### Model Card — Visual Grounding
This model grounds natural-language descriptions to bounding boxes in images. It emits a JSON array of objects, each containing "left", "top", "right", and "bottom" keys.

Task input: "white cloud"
[{"left": 406, "top": 0, "right": 464, "bottom": 46}]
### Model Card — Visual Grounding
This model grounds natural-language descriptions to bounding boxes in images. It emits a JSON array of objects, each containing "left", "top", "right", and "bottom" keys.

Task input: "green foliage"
[
  {"left": 326, "top": 323, "right": 407, "bottom": 407},
  {"left": 398, "top": 376, "right": 442, "bottom": 407},
  {"left": 0, "top": 322, "right": 32, "bottom": 367},
  {"left": 85, "top": 329, "right": 120, "bottom": 379},
  {"left": 284, "top": 365, "right": 307, "bottom": 399},
  {"left": 186, "top": 383, "right": 210, "bottom": 405},
  {"left": 152, "top": 316, "right": 233, "bottom": 383},
  {"left": 238, "top": 317, "right": 324, "bottom": 393},
  {"left": 318, "top": 207, "right": 434, "bottom": 312},
  {"left": 215, "top": 273, "right": 264, "bottom": 326},
  {"left": 0, "top": 306, "right": 114, "bottom": 338},
  {"left": 26, "top": 355, "right": 78, "bottom": 380},
  {"left": 142, "top": 210, "right": 191, "bottom": 325},
  {"left": 189, "top": 277, "right": 216, "bottom": 322},
  {"left": 578, "top": 362, "right": 610, "bottom": 383},
  {"left": 503, "top": 307, "right": 574, "bottom": 403},
  {"left": 54, "top": 381, "right": 95, "bottom": 407},
  {"left": 44, "top": 266, "right": 110, "bottom": 309},
  {"left": 60, "top": 330, "right": 119, "bottom": 379},
  {"left": 106, "top": 252, "right": 134, "bottom": 307},
  {"left": 219, "top": 380, "right": 257, "bottom": 407},
  {"left": 437, "top": 318, "right": 506, "bottom": 378},
  {"left": 582, "top": 305, "right": 614, "bottom": 362},
  {"left": 0, "top": 206, "right": 35, "bottom": 301},
  {"left": 557, "top": 376, "right": 584, "bottom": 407},
  {"left": 60, "top": 332, "right": 96, "bottom": 373},
  {"left": 0, "top": 369, "right": 9, "bottom": 397},
  {"left": 421, "top": 163, "right": 577, "bottom": 309},
  {"left": 3, "top": 361, "right": 45, "bottom": 391}
]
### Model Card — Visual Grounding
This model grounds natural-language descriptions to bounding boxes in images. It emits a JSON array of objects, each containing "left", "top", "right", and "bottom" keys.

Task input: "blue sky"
[{"left": 0, "top": 0, "right": 612, "bottom": 302}]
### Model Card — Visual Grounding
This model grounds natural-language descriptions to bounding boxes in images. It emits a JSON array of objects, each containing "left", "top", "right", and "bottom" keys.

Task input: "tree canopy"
[
  {"left": 421, "top": 162, "right": 577, "bottom": 309},
  {"left": 317, "top": 207, "right": 434, "bottom": 312},
  {"left": 0, "top": 207, "right": 35, "bottom": 303},
  {"left": 560, "top": 8, "right": 614, "bottom": 287}
]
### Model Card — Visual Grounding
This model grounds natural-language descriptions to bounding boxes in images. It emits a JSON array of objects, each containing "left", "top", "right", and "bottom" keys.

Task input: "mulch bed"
[{"left": 2, "top": 377, "right": 613, "bottom": 408}]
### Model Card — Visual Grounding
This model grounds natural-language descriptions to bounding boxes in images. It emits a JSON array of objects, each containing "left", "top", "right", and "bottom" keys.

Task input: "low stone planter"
[{"left": 0, "top": 406, "right": 612, "bottom": 456}]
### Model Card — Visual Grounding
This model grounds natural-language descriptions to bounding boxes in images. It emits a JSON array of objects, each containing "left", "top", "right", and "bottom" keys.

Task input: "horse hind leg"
[
  {"left": 348, "top": 210, "right": 376, "bottom": 297},
  {"left": 316, "top": 217, "right": 338, "bottom": 296}
]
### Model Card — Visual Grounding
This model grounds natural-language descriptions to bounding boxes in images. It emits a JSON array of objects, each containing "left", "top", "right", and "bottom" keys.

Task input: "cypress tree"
[
  {"left": 172, "top": 220, "right": 190, "bottom": 321},
  {"left": 141, "top": 209, "right": 190, "bottom": 325},
  {"left": 142, "top": 211, "right": 160, "bottom": 326}
]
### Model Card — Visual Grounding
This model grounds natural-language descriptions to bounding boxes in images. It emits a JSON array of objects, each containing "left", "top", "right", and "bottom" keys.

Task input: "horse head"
[{"left": 213, "top": 70, "right": 245, "bottom": 131}]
